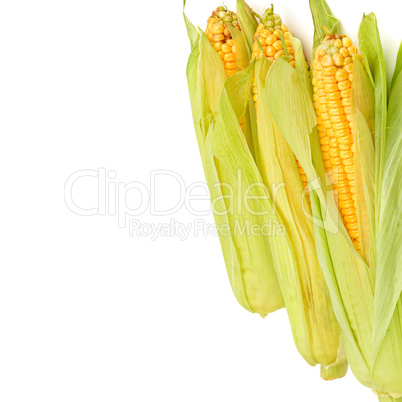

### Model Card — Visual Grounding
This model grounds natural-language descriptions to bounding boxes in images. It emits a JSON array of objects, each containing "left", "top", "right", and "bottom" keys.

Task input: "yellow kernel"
[
  {"left": 338, "top": 80, "right": 351, "bottom": 91},
  {"left": 273, "top": 40, "right": 283, "bottom": 50},
  {"left": 342, "top": 98, "right": 351, "bottom": 107},
  {"left": 348, "top": 45, "right": 357, "bottom": 54},
  {"left": 343, "top": 157, "right": 354, "bottom": 166},
  {"left": 318, "top": 96, "right": 327, "bottom": 104},
  {"left": 266, "top": 34, "right": 276, "bottom": 45},
  {"left": 324, "top": 75, "right": 338, "bottom": 83},
  {"left": 327, "top": 100, "right": 343, "bottom": 108},
  {"left": 339, "top": 199, "right": 354, "bottom": 209},
  {"left": 322, "top": 145, "right": 330, "bottom": 152},
  {"left": 340, "top": 150, "right": 353, "bottom": 159},
  {"left": 327, "top": 91, "right": 341, "bottom": 100},
  {"left": 322, "top": 55, "right": 335, "bottom": 66},
  {"left": 341, "top": 88, "right": 352, "bottom": 98},
  {"left": 318, "top": 104, "right": 328, "bottom": 113},
  {"left": 320, "top": 136, "right": 330, "bottom": 145},
  {"left": 222, "top": 43, "right": 232, "bottom": 53},
  {"left": 329, "top": 147, "right": 340, "bottom": 157},
  {"left": 212, "top": 33, "right": 225, "bottom": 42},
  {"left": 224, "top": 52, "right": 236, "bottom": 62},
  {"left": 339, "top": 47, "right": 349, "bottom": 57},
  {"left": 265, "top": 46, "right": 276, "bottom": 57},
  {"left": 334, "top": 39, "right": 343, "bottom": 48},
  {"left": 344, "top": 63, "right": 354, "bottom": 73},
  {"left": 225, "top": 62, "right": 236, "bottom": 70},
  {"left": 226, "top": 69, "right": 236, "bottom": 77},
  {"left": 330, "top": 114, "right": 346, "bottom": 123},
  {"left": 273, "top": 30, "right": 281, "bottom": 39},
  {"left": 218, "top": 51, "right": 224, "bottom": 59},
  {"left": 324, "top": 83, "right": 339, "bottom": 93},
  {"left": 274, "top": 50, "right": 285, "bottom": 59},
  {"left": 338, "top": 134, "right": 353, "bottom": 145},
  {"left": 313, "top": 60, "right": 323, "bottom": 70},
  {"left": 227, "top": 39, "right": 234, "bottom": 46},
  {"left": 260, "top": 29, "right": 270, "bottom": 38},
  {"left": 344, "top": 165, "right": 354, "bottom": 175},
  {"left": 323, "top": 66, "right": 338, "bottom": 76},
  {"left": 342, "top": 37, "right": 353, "bottom": 47},
  {"left": 330, "top": 156, "right": 343, "bottom": 166},
  {"left": 213, "top": 41, "right": 222, "bottom": 51},
  {"left": 333, "top": 53, "right": 344, "bottom": 66},
  {"left": 211, "top": 23, "right": 224, "bottom": 34},
  {"left": 335, "top": 69, "right": 349, "bottom": 82}
]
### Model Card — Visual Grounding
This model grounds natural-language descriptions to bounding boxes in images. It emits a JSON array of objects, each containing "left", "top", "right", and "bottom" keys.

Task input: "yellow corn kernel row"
[
  {"left": 205, "top": 6, "right": 240, "bottom": 78},
  {"left": 312, "top": 33, "right": 363, "bottom": 252}
]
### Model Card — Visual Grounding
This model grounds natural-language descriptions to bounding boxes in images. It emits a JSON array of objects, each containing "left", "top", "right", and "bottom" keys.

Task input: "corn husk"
[{"left": 184, "top": 1, "right": 284, "bottom": 316}]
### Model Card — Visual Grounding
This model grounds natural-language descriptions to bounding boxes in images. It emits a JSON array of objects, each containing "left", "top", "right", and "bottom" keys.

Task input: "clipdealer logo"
[{"left": 64, "top": 167, "right": 338, "bottom": 239}]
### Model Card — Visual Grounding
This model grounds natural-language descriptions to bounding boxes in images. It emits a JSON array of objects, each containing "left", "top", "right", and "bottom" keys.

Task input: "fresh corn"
[
  {"left": 249, "top": 4, "right": 346, "bottom": 379},
  {"left": 205, "top": 7, "right": 240, "bottom": 78},
  {"left": 312, "top": 31, "right": 364, "bottom": 251}
]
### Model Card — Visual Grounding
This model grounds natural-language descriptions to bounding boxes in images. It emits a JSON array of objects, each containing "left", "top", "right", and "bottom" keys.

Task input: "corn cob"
[
  {"left": 205, "top": 6, "right": 240, "bottom": 78},
  {"left": 312, "top": 31, "right": 364, "bottom": 252}
]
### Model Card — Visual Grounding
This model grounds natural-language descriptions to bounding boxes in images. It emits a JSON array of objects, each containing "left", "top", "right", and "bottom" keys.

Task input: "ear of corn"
[
  {"left": 247, "top": 4, "right": 346, "bottom": 378},
  {"left": 184, "top": 3, "right": 284, "bottom": 316},
  {"left": 267, "top": 0, "right": 402, "bottom": 398}
]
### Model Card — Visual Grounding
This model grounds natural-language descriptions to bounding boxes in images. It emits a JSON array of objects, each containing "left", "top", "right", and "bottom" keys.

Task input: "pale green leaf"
[
  {"left": 236, "top": 0, "right": 258, "bottom": 57},
  {"left": 372, "top": 54, "right": 402, "bottom": 372},
  {"left": 309, "top": 0, "right": 339, "bottom": 53},
  {"left": 183, "top": 0, "right": 198, "bottom": 49}
]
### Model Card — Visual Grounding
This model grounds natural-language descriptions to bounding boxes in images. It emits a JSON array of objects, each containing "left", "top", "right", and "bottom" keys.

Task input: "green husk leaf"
[
  {"left": 228, "top": 24, "right": 250, "bottom": 72},
  {"left": 357, "top": 13, "right": 393, "bottom": 372},
  {"left": 390, "top": 41, "right": 402, "bottom": 91},
  {"left": 351, "top": 57, "right": 375, "bottom": 267},
  {"left": 185, "top": 23, "right": 283, "bottom": 313},
  {"left": 371, "top": 48, "right": 402, "bottom": 390},
  {"left": 358, "top": 13, "right": 387, "bottom": 237},
  {"left": 183, "top": 0, "right": 198, "bottom": 49},
  {"left": 236, "top": 0, "right": 258, "bottom": 57},
  {"left": 211, "top": 61, "right": 285, "bottom": 315},
  {"left": 291, "top": 35, "right": 313, "bottom": 99},
  {"left": 309, "top": 0, "right": 339, "bottom": 53}
]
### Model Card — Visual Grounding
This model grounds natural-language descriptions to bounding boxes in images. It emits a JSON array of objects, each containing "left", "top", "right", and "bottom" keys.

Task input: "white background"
[{"left": 0, "top": 0, "right": 399, "bottom": 401}]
